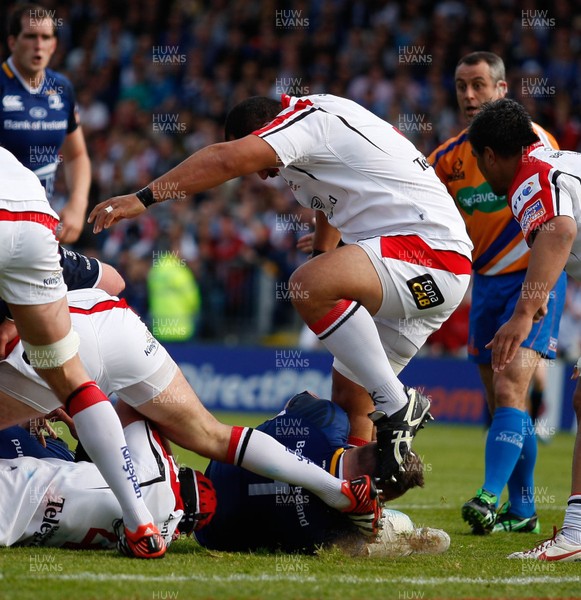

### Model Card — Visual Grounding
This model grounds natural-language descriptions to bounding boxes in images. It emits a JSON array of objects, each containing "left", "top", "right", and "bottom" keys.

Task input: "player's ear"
[
  {"left": 483, "top": 146, "right": 496, "bottom": 166},
  {"left": 7, "top": 35, "right": 17, "bottom": 53},
  {"left": 496, "top": 80, "right": 508, "bottom": 97}
]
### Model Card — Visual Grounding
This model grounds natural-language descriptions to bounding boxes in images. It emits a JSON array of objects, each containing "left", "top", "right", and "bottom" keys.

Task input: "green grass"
[{"left": 1, "top": 415, "right": 580, "bottom": 600}]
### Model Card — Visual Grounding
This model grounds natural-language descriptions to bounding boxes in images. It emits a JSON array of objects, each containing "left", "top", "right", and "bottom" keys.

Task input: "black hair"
[
  {"left": 468, "top": 98, "right": 539, "bottom": 158},
  {"left": 456, "top": 51, "right": 505, "bottom": 83},
  {"left": 224, "top": 96, "right": 281, "bottom": 141},
  {"left": 8, "top": 3, "right": 57, "bottom": 38}
]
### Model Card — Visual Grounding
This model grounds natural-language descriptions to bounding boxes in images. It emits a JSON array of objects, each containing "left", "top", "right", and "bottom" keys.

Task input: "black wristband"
[
  {"left": 135, "top": 186, "right": 155, "bottom": 208},
  {"left": 311, "top": 249, "right": 325, "bottom": 258}
]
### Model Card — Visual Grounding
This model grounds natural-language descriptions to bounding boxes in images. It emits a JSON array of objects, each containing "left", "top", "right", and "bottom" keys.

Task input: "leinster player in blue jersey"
[
  {"left": 1, "top": 4, "right": 90, "bottom": 243},
  {"left": 196, "top": 391, "right": 449, "bottom": 556}
]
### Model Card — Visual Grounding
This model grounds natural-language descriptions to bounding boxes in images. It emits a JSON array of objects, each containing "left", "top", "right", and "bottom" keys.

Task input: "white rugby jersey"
[
  {"left": 255, "top": 94, "right": 472, "bottom": 257},
  {"left": 508, "top": 142, "right": 581, "bottom": 279},
  {"left": 0, "top": 146, "right": 58, "bottom": 218},
  {"left": 0, "top": 420, "right": 183, "bottom": 548}
]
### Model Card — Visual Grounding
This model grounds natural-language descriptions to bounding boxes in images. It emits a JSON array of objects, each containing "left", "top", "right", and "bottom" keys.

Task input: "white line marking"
[{"left": 21, "top": 573, "right": 581, "bottom": 586}]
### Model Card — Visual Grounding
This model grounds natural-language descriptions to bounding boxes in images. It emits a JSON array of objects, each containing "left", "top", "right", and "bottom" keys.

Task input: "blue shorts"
[{"left": 468, "top": 270, "right": 567, "bottom": 364}]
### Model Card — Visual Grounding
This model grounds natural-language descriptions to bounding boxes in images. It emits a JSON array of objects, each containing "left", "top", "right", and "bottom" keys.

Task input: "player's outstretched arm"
[
  {"left": 88, "top": 136, "right": 278, "bottom": 233},
  {"left": 59, "top": 128, "right": 91, "bottom": 244},
  {"left": 487, "top": 216, "right": 577, "bottom": 371}
]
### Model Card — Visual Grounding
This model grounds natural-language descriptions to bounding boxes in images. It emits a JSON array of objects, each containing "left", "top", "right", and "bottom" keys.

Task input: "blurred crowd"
[{"left": 2, "top": 0, "right": 581, "bottom": 350}]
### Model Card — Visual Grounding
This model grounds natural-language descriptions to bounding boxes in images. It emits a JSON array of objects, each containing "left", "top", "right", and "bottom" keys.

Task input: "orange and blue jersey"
[{"left": 428, "top": 124, "right": 558, "bottom": 276}]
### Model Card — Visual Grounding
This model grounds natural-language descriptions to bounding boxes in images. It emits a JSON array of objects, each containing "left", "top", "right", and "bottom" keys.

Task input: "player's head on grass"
[
  {"left": 467, "top": 98, "right": 540, "bottom": 195},
  {"left": 224, "top": 96, "right": 281, "bottom": 141},
  {"left": 353, "top": 444, "right": 425, "bottom": 502}
]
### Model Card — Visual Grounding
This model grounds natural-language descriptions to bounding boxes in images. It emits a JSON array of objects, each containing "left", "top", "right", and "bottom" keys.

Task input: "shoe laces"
[{"left": 522, "top": 526, "right": 560, "bottom": 556}]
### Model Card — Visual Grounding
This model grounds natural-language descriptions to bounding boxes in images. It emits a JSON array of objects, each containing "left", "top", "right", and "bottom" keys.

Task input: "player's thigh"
[
  {"left": 357, "top": 238, "right": 470, "bottom": 323},
  {"left": 135, "top": 369, "right": 231, "bottom": 459},
  {"left": 9, "top": 296, "right": 73, "bottom": 345},
  {"left": 289, "top": 244, "right": 383, "bottom": 314},
  {"left": 0, "top": 363, "right": 62, "bottom": 427},
  {"left": 492, "top": 347, "right": 540, "bottom": 410}
]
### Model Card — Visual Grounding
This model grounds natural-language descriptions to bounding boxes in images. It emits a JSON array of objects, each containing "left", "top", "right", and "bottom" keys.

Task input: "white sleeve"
[{"left": 257, "top": 107, "right": 327, "bottom": 167}]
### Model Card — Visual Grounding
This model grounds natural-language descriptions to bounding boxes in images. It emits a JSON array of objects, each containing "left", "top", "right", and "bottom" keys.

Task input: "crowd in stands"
[{"left": 2, "top": 0, "right": 581, "bottom": 351}]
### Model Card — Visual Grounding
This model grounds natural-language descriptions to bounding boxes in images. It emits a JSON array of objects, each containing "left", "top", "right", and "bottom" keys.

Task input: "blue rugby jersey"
[
  {"left": 0, "top": 58, "right": 78, "bottom": 200},
  {"left": 195, "top": 392, "right": 357, "bottom": 553}
]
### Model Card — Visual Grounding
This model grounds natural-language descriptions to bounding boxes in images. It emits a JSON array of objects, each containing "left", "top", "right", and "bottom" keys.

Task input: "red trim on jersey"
[
  {"left": 347, "top": 436, "right": 369, "bottom": 447},
  {"left": 68, "top": 298, "right": 129, "bottom": 315},
  {"left": 151, "top": 427, "right": 183, "bottom": 511},
  {"left": 310, "top": 299, "right": 356, "bottom": 336},
  {"left": 66, "top": 381, "right": 108, "bottom": 416},
  {"left": 252, "top": 97, "right": 314, "bottom": 137},
  {"left": 511, "top": 148, "right": 557, "bottom": 242},
  {"left": 0, "top": 209, "right": 58, "bottom": 234},
  {"left": 226, "top": 425, "right": 245, "bottom": 464},
  {"left": 379, "top": 235, "right": 471, "bottom": 275},
  {"left": 4, "top": 335, "right": 20, "bottom": 357}
]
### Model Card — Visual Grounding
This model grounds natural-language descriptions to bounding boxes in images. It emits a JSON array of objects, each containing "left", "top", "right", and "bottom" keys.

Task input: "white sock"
[
  {"left": 228, "top": 426, "right": 350, "bottom": 510},
  {"left": 562, "top": 495, "right": 581, "bottom": 544},
  {"left": 72, "top": 398, "right": 154, "bottom": 531},
  {"left": 310, "top": 300, "right": 407, "bottom": 415}
]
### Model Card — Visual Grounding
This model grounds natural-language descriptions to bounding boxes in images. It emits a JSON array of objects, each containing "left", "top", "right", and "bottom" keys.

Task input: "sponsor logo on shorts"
[
  {"left": 406, "top": 274, "right": 445, "bottom": 310},
  {"left": 43, "top": 271, "right": 62, "bottom": 287}
]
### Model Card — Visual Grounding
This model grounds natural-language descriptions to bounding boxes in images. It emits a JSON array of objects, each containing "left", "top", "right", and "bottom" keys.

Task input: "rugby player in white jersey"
[
  {"left": 0, "top": 401, "right": 216, "bottom": 550},
  {"left": 0, "top": 146, "right": 165, "bottom": 558},
  {"left": 0, "top": 288, "right": 383, "bottom": 538},
  {"left": 469, "top": 98, "right": 581, "bottom": 561},
  {"left": 89, "top": 94, "right": 473, "bottom": 483}
]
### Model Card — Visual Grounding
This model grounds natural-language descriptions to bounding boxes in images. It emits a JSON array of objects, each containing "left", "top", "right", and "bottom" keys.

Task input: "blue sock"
[
  {"left": 507, "top": 412, "right": 537, "bottom": 518},
  {"left": 483, "top": 407, "right": 528, "bottom": 501}
]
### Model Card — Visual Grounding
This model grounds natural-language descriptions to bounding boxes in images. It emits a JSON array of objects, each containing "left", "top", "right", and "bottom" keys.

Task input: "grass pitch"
[{"left": 0, "top": 414, "right": 579, "bottom": 600}]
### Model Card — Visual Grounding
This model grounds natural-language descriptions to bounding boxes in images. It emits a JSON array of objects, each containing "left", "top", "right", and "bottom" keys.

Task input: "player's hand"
[
  {"left": 88, "top": 194, "right": 146, "bottom": 233},
  {"left": 532, "top": 299, "right": 549, "bottom": 323},
  {"left": 0, "top": 319, "right": 17, "bottom": 360},
  {"left": 58, "top": 203, "right": 86, "bottom": 244},
  {"left": 296, "top": 232, "right": 314, "bottom": 254},
  {"left": 26, "top": 417, "right": 58, "bottom": 448},
  {"left": 46, "top": 407, "right": 78, "bottom": 440},
  {"left": 486, "top": 313, "right": 534, "bottom": 372}
]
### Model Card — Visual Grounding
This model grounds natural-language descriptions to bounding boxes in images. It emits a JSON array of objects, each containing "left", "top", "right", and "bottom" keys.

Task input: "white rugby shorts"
[
  {"left": 0, "top": 206, "right": 66, "bottom": 306},
  {"left": 333, "top": 235, "right": 471, "bottom": 379},
  {"left": 0, "top": 289, "right": 177, "bottom": 413}
]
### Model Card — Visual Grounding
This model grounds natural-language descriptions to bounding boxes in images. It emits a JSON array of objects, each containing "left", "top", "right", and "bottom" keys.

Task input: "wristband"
[{"left": 135, "top": 186, "right": 155, "bottom": 208}]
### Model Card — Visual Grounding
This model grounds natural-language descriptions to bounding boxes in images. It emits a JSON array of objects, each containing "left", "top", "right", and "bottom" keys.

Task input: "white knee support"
[{"left": 22, "top": 327, "right": 80, "bottom": 369}]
